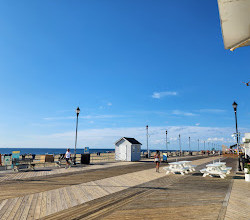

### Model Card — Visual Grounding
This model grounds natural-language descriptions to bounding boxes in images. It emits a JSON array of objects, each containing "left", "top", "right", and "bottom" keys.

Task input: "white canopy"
[{"left": 217, "top": 0, "right": 250, "bottom": 51}]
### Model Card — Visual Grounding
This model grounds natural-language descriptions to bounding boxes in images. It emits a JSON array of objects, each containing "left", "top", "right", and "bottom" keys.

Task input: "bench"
[
  {"left": 163, "top": 166, "right": 189, "bottom": 175},
  {"left": 12, "top": 158, "right": 35, "bottom": 172},
  {"left": 185, "top": 164, "right": 197, "bottom": 172},
  {"left": 200, "top": 166, "right": 227, "bottom": 179},
  {"left": 224, "top": 167, "right": 232, "bottom": 174}
]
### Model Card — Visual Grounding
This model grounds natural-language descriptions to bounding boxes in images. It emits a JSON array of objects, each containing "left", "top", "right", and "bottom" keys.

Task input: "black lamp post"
[
  {"left": 179, "top": 134, "right": 182, "bottom": 156},
  {"left": 189, "top": 137, "right": 191, "bottom": 152},
  {"left": 232, "top": 101, "right": 241, "bottom": 171},
  {"left": 146, "top": 125, "right": 149, "bottom": 158},
  {"left": 166, "top": 130, "right": 168, "bottom": 151},
  {"left": 198, "top": 139, "right": 199, "bottom": 152},
  {"left": 74, "top": 107, "right": 80, "bottom": 165}
]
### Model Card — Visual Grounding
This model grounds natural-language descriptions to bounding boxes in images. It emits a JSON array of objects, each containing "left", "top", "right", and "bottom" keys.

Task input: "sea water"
[
  {"left": 0, "top": 148, "right": 177, "bottom": 155},
  {"left": 0, "top": 148, "right": 115, "bottom": 155}
]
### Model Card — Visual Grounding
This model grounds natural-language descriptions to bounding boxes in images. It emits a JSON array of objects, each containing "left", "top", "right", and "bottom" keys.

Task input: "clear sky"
[{"left": 0, "top": 0, "right": 249, "bottom": 150}]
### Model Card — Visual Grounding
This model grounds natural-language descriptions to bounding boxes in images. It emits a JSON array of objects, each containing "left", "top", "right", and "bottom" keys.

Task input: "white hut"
[{"left": 115, "top": 137, "right": 142, "bottom": 161}]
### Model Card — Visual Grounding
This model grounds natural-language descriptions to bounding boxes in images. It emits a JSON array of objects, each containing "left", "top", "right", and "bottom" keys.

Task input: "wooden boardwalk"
[
  {"left": 224, "top": 172, "right": 250, "bottom": 220},
  {"left": 0, "top": 161, "right": 135, "bottom": 183},
  {"left": 0, "top": 156, "right": 244, "bottom": 220}
]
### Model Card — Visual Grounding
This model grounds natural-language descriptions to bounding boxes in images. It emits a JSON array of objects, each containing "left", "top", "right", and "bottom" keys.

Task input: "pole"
[
  {"left": 189, "top": 137, "right": 190, "bottom": 152},
  {"left": 146, "top": 125, "right": 149, "bottom": 158},
  {"left": 74, "top": 113, "right": 79, "bottom": 165},
  {"left": 179, "top": 134, "right": 181, "bottom": 156},
  {"left": 234, "top": 109, "right": 241, "bottom": 171},
  {"left": 198, "top": 139, "right": 199, "bottom": 152},
  {"left": 166, "top": 130, "right": 168, "bottom": 151},
  {"left": 204, "top": 141, "right": 205, "bottom": 151}
]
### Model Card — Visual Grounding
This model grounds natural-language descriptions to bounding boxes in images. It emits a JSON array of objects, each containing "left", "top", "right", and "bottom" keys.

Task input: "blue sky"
[{"left": 0, "top": 0, "right": 249, "bottom": 150}]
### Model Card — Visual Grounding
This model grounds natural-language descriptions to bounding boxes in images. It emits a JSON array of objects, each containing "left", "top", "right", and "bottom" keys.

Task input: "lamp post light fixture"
[
  {"left": 232, "top": 101, "right": 242, "bottom": 171},
  {"left": 146, "top": 125, "right": 149, "bottom": 158},
  {"left": 74, "top": 107, "right": 80, "bottom": 165}
]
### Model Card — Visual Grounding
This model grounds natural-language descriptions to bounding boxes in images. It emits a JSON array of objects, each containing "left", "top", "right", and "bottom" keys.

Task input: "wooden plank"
[
  {"left": 0, "top": 199, "right": 17, "bottom": 219},
  {"left": 20, "top": 194, "right": 34, "bottom": 220},
  {"left": 39, "top": 191, "right": 47, "bottom": 219},
  {"left": 58, "top": 188, "right": 69, "bottom": 211},
  {"left": 61, "top": 187, "right": 73, "bottom": 209},
  {"left": 69, "top": 185, "right": 86, "bottom": 205},
  {"left": 46, "top": 190, "right": 52, "bottom": 216},
  {"left": 50, "top": 190, "right": 58, "bottom": 215},
  {"left": 0, "top": 197, "right": 18, "bottom": 220},
  {"left": 33, "top": 192, "right": 43, "bottom": 220},
  {"left": 65, "top": 187, "right": 78, "bottom": 207},
  {"left": 26, "top": 193, "right": 38, "bottom": 220},
  {"left": 4, "top": 197, "right": 24, "bottom": 220},
  {"left": 54, "top": 189, "right": 63, "bottom": 213},
  {"left": 12, "top": 195, "right": 29, "bottom": 220},
  {"left": 0, "top": 200, "right": 8, "bottom": 212}
]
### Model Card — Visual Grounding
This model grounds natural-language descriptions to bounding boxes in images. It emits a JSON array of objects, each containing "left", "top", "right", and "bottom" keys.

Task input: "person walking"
[
  {"left": 65, "top": 148, "right": 71, "bottom": 169},
  {"left": 154, "top": 150, "right": 161, "bottom": 172}
]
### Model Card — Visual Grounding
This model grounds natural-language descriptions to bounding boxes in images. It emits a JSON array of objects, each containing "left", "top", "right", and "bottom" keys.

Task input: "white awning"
[{"left": 217, "top": 0, "right": 250, "bottom": 51}]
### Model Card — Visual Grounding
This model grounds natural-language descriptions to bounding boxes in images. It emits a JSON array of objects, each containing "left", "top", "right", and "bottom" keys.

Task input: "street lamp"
[
  {"left": 74, "top": 107, "right": 80, "bottom": 165},
  {"left": 189, "top": 137, "right": 191, "bottom": 152},
  {"left": 198, "top": 139, "right": 199, "bottom": 152},
  {"left": 146, "top": 125, "right": 149, "bottom": 158},
  {"left": 232, "top": 101, "right": 241, "bottom": 171},
  {"left": 179, "top": 134, "right": 182, "bottom": 156},
  {"left": 166, "top": 130, "right": 168, "bottom": 151}
]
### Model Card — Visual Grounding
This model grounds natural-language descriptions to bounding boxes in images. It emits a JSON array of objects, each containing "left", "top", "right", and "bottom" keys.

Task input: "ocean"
[
  {"left": 0, "top": 148, "right": 115, "bottom": 155},
  {"left": 0, "top": 148, "right": 177, "bottom": 155}
]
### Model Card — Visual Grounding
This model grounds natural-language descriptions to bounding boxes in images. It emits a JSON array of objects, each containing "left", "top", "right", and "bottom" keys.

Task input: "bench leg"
[
  {"left": 181, "top": 172, "right": 185, "bottom": 175},
  {"left": 220, "top": 175, "right": 225, "bottom": 179},
  {"left": 166, "top": 171, "right": 170, "bottom": 175},
  {"left": 185, "top": 170, "right": 188, "bottom": 174},
  {"left": 203, "top": 173, "right": 207, "bottom": 177}
]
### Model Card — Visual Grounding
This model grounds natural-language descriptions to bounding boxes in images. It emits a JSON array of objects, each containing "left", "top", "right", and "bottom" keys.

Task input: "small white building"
[{"left": 115, "top": 137, "right": 142, "bottom": 161}]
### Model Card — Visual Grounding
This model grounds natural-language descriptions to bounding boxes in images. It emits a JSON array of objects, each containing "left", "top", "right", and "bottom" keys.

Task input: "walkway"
[
  {"left": 224, "top": 172, "right": 250, "bottom": 220},
  {"left": 0, "top": 156, "right": 241, "bottom": 220}
]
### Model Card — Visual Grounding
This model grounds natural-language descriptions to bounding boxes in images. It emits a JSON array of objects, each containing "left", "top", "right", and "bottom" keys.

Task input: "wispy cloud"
[
  {"left": 172, "top": 110, "right": 197, "bottom": 116},
  {"left": 152, "top": 91, "right": 177, "bottom": 99},
  {"left": 198, "top": 109, "right": 226, "bottom": 113},
  {"left": 207, "top": 137, "right": 224, "bottom": 142}
]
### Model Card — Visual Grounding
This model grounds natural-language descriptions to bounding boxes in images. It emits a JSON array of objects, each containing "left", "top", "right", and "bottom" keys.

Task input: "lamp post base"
[
  {"left": 238, "top": 157, "right": 242, "bottom": 171},
  {"left": 73, "top": 156, "right": 76, "bottom": 165}
]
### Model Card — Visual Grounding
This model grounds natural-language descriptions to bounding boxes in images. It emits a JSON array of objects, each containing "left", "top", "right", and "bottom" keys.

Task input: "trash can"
[
  {"left": 81, "top": 154, "right": 90, "bottom": 164},
  {"left": 163, "top": 153, "right": 168, "bottom": 162}
]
